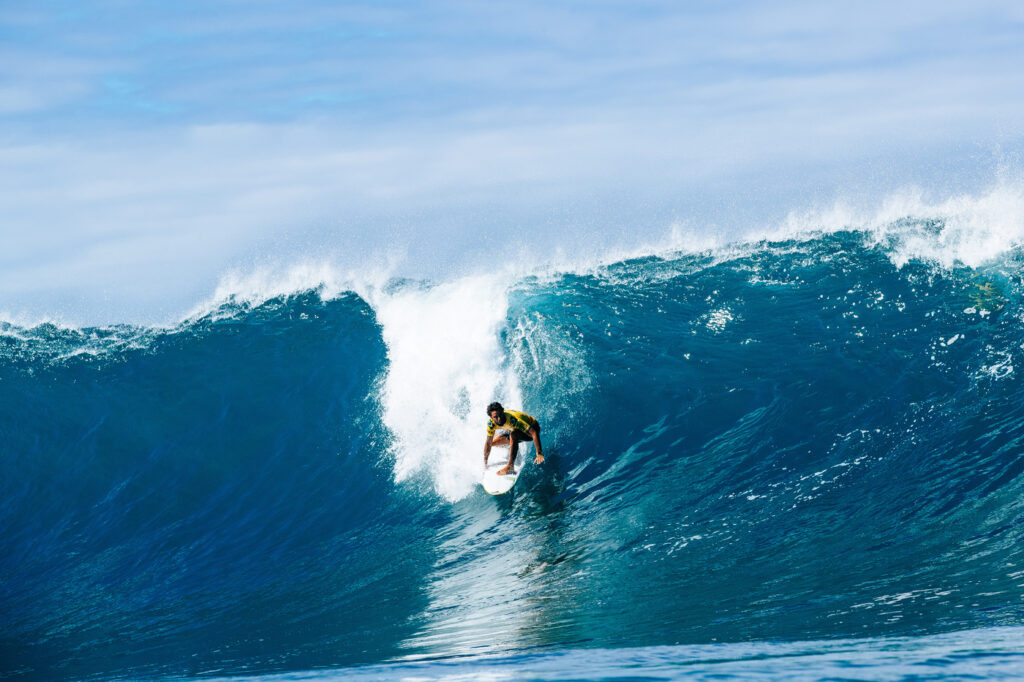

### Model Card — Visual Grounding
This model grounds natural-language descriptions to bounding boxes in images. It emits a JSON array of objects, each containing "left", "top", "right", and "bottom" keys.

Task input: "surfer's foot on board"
[{"left": 497, "top": 465, "right": 515, "bottom": 475}]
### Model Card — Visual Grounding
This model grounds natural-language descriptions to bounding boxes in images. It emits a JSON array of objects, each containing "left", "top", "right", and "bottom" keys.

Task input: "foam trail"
[{"left": 365, "top": 273, "right": 523, "bottom": 500}]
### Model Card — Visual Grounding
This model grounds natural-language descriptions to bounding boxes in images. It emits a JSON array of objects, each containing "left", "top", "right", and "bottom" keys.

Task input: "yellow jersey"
[{"left": 486, "top": 409, "right": 538, "bottom": 437}]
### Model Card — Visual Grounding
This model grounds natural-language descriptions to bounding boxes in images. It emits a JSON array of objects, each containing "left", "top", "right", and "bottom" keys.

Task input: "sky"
[{"left": 2, "top": 0, "right": 1023, "bottom": 324}]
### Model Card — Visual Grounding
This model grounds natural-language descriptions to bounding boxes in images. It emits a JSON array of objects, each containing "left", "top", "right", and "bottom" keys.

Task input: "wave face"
[{"left": 4, "top": 226, "right": 1024, "bottom": 679}]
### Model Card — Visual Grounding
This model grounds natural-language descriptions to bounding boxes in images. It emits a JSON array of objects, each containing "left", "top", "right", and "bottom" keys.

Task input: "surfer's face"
[{"left": 490, "top": 410, "right": 505, "bottom": 425}]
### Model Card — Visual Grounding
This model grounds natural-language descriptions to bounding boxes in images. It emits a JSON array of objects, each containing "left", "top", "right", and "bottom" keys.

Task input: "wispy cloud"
[{"left": 2, "top": 0, "right": 1023, "bottom": 323}]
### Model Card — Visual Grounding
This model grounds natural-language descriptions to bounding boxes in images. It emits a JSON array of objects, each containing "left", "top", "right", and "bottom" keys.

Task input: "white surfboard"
[{"left": 482, "top": 460, "right": 519, "bottom": 495}]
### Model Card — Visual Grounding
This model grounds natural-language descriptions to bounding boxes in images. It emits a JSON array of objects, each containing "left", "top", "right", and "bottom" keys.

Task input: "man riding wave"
[{"left": 483, "top": 401, "right": 544, "bottom": 476}]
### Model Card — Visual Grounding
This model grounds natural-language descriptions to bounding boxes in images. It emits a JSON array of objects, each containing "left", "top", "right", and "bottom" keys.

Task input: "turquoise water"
[{"left": 3, "top": 225, "right": 1024, "bottom": 679}]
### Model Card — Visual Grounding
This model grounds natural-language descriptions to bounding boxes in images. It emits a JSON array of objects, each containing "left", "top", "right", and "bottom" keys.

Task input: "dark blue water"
[{"left": 3, "top": 227, "right": 1024, "bottom": 679}]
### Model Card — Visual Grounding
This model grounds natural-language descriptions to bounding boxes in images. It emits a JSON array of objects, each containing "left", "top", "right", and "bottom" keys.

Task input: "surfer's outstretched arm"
[
  {"left": 530, "top": 426, "right": 544, "bottom": 465},
  {"left": 483, "top": 437, "right": 493, "bottom": 467}
]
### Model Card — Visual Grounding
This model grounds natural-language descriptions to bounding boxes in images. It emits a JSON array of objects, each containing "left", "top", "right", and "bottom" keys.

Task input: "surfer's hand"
[{"left": 535, "top": 453, "right": 544, "bottom": 465}]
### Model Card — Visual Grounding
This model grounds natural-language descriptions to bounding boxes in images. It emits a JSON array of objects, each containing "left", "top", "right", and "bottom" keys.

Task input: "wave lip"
[{"left": 772, "top": 181, "right": 1024, "bottom": 269}]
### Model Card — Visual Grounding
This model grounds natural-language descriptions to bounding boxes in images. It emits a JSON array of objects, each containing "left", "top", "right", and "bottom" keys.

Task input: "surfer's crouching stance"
[{"left": 483, "top": 402, "right": 544, "bottom": 475}]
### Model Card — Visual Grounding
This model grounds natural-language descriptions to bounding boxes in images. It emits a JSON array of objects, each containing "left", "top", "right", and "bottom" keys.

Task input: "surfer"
[{"left": 484, "top": 402, "right": 544, "bottom": 476}]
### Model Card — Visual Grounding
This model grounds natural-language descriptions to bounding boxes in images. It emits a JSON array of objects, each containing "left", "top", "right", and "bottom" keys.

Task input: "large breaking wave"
[{"left": 4, "top": 189, "right": 1024, "bottom": 678}]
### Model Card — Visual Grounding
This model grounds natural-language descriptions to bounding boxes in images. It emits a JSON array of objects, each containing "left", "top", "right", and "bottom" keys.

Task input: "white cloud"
[{"left": 2, "top": 0, "right": 1023, "bottom": 323}]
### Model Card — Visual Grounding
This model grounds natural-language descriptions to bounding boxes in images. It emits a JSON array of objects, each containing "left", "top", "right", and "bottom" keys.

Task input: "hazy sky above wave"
[{"left": 2, "top": 0, "right": 1023, "bottom": 323}]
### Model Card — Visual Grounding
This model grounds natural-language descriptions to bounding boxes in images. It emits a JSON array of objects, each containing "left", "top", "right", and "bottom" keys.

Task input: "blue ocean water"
[{"left": 3, "top": 221, "right": 1024, "bottom": 679}]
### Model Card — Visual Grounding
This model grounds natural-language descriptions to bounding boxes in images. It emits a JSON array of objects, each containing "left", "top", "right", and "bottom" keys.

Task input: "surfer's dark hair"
[{"left": 486, "top": 402, "right": 504, "bottom": 416}]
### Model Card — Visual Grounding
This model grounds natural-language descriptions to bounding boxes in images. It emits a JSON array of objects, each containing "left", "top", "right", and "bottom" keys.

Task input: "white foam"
[
  {"left": 180, "top": 255, "right": 402, "bottom": 323},
  {"left": 363, "top": 271, "right": 524, "bottom": 501},
  {"left": 0, "top": 309, "right": 77, "bottom": 332},
  {"left": 771, "top": 180, "right": 1024, "bottom": 269},
  {"left": 543, "top": 218, "right": 724, "bottom": 280}
]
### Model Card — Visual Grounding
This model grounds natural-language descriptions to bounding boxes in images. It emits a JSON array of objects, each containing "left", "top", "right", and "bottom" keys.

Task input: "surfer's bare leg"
[
  {"left": 498, "top": 438, "right": 519, "bottom": 476},
  {"left": 497, "top": 431, "right": 530, "bottom": 475}
]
